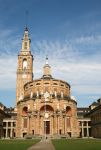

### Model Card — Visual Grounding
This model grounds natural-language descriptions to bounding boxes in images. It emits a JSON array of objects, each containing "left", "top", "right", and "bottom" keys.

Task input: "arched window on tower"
[
  {"left": 24, "top": 42, "right": 27, "bottom": 49},
  {"left": 23, "top": 58, "right": 27, "bottom": 70}
]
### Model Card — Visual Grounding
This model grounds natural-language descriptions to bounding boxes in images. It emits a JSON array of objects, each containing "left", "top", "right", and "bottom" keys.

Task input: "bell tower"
[{"left": 16, "top": 27, "right": 33, "bottom": 104}]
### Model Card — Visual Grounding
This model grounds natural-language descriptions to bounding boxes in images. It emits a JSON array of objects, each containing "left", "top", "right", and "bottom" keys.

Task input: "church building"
[{"left": 16, "top": 27, "right": 80, "bottom": 138}]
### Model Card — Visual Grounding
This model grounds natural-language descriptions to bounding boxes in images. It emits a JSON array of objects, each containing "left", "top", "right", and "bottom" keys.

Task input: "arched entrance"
[
  {"left": 66, "top": 106, "right": 72, "bottom": 137},
  {"left": 44, "top": 121, "right": 50, "bottom": 134},
  {"left": 40, "top": 105, "right": 54, "bottom": 135}
]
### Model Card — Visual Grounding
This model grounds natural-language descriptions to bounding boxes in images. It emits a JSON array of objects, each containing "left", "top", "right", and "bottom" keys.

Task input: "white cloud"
[
  {"left": 74, "top": 35, "right": 101, "bottom": 44},
  {"left": 0, "top": 55, "right": 17, "bottom": 89},
  {"left": 0, "top": 31, "right": 101, "bottom": 106}
]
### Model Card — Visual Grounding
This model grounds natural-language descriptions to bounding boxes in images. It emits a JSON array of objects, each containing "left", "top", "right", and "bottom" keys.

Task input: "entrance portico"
[{"left": 44, "top": 120, "right": 50, "bottom": 135}]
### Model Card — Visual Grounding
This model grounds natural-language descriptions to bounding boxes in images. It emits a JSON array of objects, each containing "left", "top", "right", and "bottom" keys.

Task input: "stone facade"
[
  {"left": 16, "top": 27, "right": 33, "bottom": 104},
  {"left": 16, "top": 28, "right": 80, "bottom": 138},
  {"left": 3, "top": 108, "right": 17, "bottom": 138},
  {"left": 2, "top": 28, "right": 101, "bottom": 139},
  {"left": 0, "top": 103, "right": 5, "bottom": 138},
  {"left": 77, "top": 108, "right": 91, "bottom": 137},
  {"left": 87, "top": 98, "right": 101, "bottom": 138}
]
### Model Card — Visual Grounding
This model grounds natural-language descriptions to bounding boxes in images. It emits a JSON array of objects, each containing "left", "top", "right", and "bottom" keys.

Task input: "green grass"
[
  {"left": 0, "top": 139, "right": 40, "bottom": 150},
  {"left": 52, "top": 139, "right": 101, "bottom": 150}
]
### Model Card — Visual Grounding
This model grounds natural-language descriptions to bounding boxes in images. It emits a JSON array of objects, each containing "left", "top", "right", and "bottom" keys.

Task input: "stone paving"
[{"left": 27, "top": 138, "right": 55, "bottom": 150}]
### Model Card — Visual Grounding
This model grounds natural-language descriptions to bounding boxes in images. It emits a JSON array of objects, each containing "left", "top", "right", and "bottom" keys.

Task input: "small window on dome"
[
  {"left": 44, "top": 82, "right": 49, "bottom": 85},
  {"left": 61, "top": 84, "right": 64, "bottom": 87},
  {"left": 36, "top": 83, "right": 40, "bottom": 85},
  {"left": 53, "top": 83, "right": 58, "bottom": 85}
]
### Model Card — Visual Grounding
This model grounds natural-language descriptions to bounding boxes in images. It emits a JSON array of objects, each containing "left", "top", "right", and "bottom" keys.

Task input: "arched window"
[
  {"left": 66, "top": 106, "right": 72, "bottom": 128},
  {"left": 22, "top": 106, "right": 28, "bottom": 115},
  {"left": 23, "top": 58, "right": 27, "bottom": 70},
  {"left": 66, "top": 106, "right": 72, "bottom": 116},
  {"left": 40, "top": 105, "right": 54, "bottom": 112}
]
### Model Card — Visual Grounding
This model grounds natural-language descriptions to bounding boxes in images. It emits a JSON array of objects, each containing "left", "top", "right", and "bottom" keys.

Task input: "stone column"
[
  {"left": 28, "top": 116, "right": 30, "bottom": 135},
  {"left": 0, "top": 129, "right": 1, "bottom": 138},
  {"left": 52, "top": 115, "right": 54, "bottom": 135},
  {"left": 53, "top": 113, "right": 57, "bottom": 134},
  {"left": 60, "top": 113, "right": 63, "bottom": 134},
  {"left": 33, "top": 116, "right": 36, "bottom": 135},
  {"left": 81, "top": 121, "right": 84, "bottom": 137},
  {"left": 63, "top": 116, "right": 65, "bottom": 135},
  {"left": 64, "top": 116, "right": 66, "bottom": 135},
  {"left": 28, "top": 114, "right": 31, "bottom": 135},
  {"left": 10, "top": 121, "right": 13, "bottom": 138},
  {"left": 57, "top": 115, "right": 58, "bottom": 134},
  {"left": 37, "top": 114, "right": 40, "bottom": 135},
  {"left": 87, "top": 121, "right": 89, "bottom": 137},
  {"left": 51, "top": 116, "right": 53, "bottom": 135},
  {"left": 6, "top": 121, "right": 8, "bottom": 138},
  {"left": 58, "top": 116, "right": 60, "bottom": 134},
  {"left": 65, "top": 116, "right": 66, "bottom": 135},
  {"left": 40, "top": 116, "right": 43, "bottom": 135},
  {"left": 34, "top": 116, "right": 36, "bottom": 135},
  {"left": 39, "top": 115, "right": 41, "bottom": 135}
]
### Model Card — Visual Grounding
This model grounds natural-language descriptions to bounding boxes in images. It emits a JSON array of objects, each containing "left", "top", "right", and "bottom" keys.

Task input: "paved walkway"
[{"left": 27, "top": 139, "right": 55, "bottom": 150}]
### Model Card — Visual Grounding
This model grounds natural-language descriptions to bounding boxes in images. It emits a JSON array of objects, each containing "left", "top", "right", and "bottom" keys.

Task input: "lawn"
[
  {"left": 52, "top": 139, "right": 101, "bottom": 150},
  {"left": 0, "top": 139, "right": 40, "bottom": 150}
]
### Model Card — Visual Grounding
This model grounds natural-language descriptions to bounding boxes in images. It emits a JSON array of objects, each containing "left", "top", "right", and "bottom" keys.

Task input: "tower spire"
[
  {"left": 45, "top": 55, "right": 48, "bottom": 65},
  {"left": 43, "top": 57, "right": 52, "bottom": 78},
  {"left": 25, "top": 26, "right": 28, "bottom": 31},
  {"left": 21, "top": 27, "right": 31, "bottom": 52},
  {"left": 25, "top": 10, "right": 29, "bottom": 30}
]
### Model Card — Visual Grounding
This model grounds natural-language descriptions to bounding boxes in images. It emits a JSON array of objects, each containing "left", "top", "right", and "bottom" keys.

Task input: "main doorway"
[{"left": 44, "top": 121, "right": 50, "bottom": 134}]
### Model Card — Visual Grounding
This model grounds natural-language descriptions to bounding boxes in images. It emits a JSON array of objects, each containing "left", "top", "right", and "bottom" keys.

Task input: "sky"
[{"left": 0, "top": 0, "right": 101, "bottom": 107}]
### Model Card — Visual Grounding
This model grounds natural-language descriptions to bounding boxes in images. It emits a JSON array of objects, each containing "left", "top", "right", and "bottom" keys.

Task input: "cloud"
[
  {"left": 0, "top": 55, "right": 17, "bottom": 89},
  {"left": 73, "top": 35, "right": 101, "bottom": 46},
  {"left": 0, "top": 28, "right": 21, "bottom": 55},
  {"left": 0, "top": 30, "right": 101, "bottom": 106},
  {"left": 31, "top": 38, "right": 101, "bottom": 104}
]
